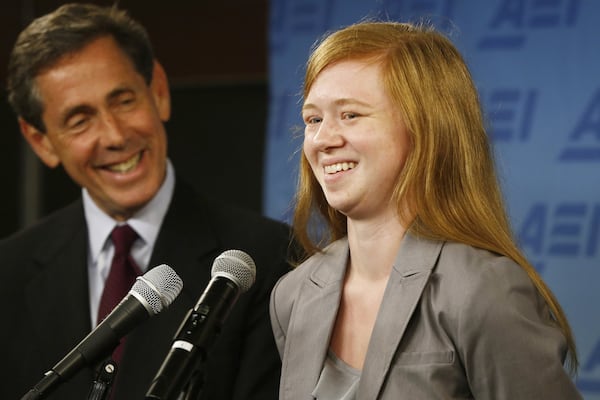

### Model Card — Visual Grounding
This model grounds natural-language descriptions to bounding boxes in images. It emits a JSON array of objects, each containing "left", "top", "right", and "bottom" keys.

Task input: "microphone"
[
  {"left": 145, "top": 250, "right": 256, "bottom": 400},
  {"left": 21, "top": 264, "right": 183, "bottom": 400}
]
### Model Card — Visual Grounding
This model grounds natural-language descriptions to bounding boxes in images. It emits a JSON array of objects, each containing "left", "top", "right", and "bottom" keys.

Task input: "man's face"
[{"left": 21, "top": 36, "right": 171, "bottom": 221}]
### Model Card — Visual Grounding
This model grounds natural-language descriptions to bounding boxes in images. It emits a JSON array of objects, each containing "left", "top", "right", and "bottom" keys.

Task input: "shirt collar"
[{"left": 83, "top": 159, "right": 176, "bottom": 264}]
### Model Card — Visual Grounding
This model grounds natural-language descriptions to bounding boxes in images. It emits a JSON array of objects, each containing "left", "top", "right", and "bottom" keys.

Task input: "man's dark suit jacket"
[{"left": 0, "top": 179, "right": 294, "bottom": 400}]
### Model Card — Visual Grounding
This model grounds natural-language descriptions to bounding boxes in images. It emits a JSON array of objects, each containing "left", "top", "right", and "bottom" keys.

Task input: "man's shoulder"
[
  {"left": 0, "top": 199, "right": 85, "bottom": 292},
  {"left": 174, "top": 181, "right": 290, "bottom": 238},
  {"left": 211, "top": 199, "right": 288, "bottom": 230},
  {"left": 0, "top": 199, "right": 84, "bottom": 252},
  {"left": 206, "top": 199, "right": 293, "bottom": 251},
  {"left": 168, "top": 179, "right": 297, "bottom": 259}
]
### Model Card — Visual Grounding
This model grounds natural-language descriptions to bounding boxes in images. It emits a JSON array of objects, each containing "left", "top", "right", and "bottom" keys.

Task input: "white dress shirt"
[{"left": 83, "top": 160, "right": 175, "bottom": 327}]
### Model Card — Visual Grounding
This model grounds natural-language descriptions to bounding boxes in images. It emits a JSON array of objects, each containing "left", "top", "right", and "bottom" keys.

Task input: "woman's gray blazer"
[{"left": 270, "top": 233, "right": 582, "bottom": 399}]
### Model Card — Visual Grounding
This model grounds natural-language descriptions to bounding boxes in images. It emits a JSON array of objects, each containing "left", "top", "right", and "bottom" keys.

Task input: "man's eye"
[
  {"left": 112, "top": 92, "right": 137, "bottom": 110},
  {"left": 67, "top": 115, "right": 88, "bottom": 130},
  {"left": 119, "top": 96, "right": 135, "bottom": 106}
]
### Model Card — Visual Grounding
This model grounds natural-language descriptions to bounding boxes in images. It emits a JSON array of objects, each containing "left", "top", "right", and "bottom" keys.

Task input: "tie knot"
[{"left": 111, "top": 224, "right": 138, "bottom": 256}]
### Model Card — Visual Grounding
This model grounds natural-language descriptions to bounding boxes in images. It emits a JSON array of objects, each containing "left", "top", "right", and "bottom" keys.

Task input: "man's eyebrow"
[
  {"left": 107, "top": 86, "right": 134, "bottom": 102},
  {"left": 59, "top": 86, "right": 136, "bottom": 125}
]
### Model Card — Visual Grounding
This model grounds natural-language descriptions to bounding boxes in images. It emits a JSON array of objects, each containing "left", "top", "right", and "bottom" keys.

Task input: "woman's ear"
[{"left": 19, "top": 118, "right": 61, "bottom": 168}]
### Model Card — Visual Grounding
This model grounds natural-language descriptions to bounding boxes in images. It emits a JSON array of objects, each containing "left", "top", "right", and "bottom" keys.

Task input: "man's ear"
[
  {"left": 150, "top": 60, "right": 171, "bottom": 122},
  {"left": 19, "top": 118, "right": 61, "bottom": 168}
]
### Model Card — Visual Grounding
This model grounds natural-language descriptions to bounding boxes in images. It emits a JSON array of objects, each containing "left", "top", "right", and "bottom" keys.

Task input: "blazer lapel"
[
  {"left": 280, "top": 239, "right": 349, "bottom": 398},
  {"left": 357, "top": 233, "right": 443, "bottom": 400}
]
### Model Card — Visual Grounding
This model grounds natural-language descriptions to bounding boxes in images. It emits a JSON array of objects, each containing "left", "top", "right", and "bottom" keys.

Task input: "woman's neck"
[{"left": 346, "top": 213, "right": 408, "bottom": 281}]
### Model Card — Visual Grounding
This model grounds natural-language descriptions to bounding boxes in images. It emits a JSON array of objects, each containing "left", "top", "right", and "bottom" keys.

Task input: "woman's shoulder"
[
  {"left": 436, "top": 241, "right": 530, "bottom": 289},
  {"left": 431, "top": 240, "right": 546, "bottom": 327}
]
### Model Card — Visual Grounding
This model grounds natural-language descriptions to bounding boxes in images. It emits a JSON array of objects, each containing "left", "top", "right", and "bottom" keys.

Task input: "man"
[{"left": 0, "top": 3, "right": 294, "bottom": 399}]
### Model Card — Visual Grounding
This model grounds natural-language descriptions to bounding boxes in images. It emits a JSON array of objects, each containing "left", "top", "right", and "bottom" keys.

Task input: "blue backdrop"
[{"left": 263, "top": 0, "right": 600, "bottom": 397}]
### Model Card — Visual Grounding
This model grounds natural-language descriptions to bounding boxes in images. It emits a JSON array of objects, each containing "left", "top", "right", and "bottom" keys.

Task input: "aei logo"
[
  {"left": 519, "top": 202, "right": 599, "bottom": 265},
  {"left": 517, "top": 201, "right": 600, "bottom": 394},
  {"left": 560, "top": 88, "right": 600, "bottom": 162},
  {"left": 478, "top": 0, "right": 581, "bottom": 50},
  {"left": 481, "top": 88, "right": 538, "bottom": 142}
]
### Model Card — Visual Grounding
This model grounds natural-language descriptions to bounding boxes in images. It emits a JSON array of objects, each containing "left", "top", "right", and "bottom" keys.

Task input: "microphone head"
[
  {"left": 132, "top": 264, "right": 183, "bottom": 314},
  {"left": 212, "top": 250, "right": 256, "bottom": 292}
]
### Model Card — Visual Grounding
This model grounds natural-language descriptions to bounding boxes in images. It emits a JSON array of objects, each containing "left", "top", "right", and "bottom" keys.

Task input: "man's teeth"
[
  {"left": 324, "top": 162, "right": 356, "bottom": 174},
  {"left": 108, "top": 153, "right": 141, "bottom": 173}
]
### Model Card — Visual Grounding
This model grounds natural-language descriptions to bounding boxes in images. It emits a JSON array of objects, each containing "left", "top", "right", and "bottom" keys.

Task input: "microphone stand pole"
[
  {"left": 181, "top": 366, "right": 205, "bottom": 400},
  {"left": 87, "top": 359, "right": 118, "bottom": 400}
]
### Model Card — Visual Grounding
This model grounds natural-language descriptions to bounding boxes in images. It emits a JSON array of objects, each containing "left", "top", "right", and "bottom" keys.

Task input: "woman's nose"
[{"left": 311, "top": 119, "right": 344, "bottom": 150}]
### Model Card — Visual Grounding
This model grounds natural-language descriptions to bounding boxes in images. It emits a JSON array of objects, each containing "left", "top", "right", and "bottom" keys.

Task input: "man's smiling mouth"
[{"left": 107, "top": 152, "right": 142, "bottom": 173}]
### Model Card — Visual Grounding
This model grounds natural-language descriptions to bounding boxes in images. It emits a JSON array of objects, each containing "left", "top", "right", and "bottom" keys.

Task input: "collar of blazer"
[{"left": 280, "top": 232, "right": 443, "bottom": 400}]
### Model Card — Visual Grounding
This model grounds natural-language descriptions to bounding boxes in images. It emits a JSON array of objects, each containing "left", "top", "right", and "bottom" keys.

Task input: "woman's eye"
[
  {"left": 305, "top": 116, "right": 322, "bottom": 124},
  {"left": 342, "top": 112, "right": 357, "bottom": 120}
]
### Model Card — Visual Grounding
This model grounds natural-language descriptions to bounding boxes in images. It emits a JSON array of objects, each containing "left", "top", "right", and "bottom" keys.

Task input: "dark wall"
[{"left": 0, "top": 1, "right": 269, "bottom": 238}]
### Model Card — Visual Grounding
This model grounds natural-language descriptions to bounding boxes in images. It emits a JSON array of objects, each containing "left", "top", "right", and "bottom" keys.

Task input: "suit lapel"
[
  {"left": 357, "top": 233, "right": 443, "bottom": 399},
  {"left": 25, "top": 201, "right": 93, "bottom": 392},
  {"left": 117, "top": 180, "right": 221, "bottom": 397},
  {"left": 280, "top": 239, "right": 349, "bottom": 398},
  {"left": 148, "top": 179, "right": 218, "bottom": 299}
]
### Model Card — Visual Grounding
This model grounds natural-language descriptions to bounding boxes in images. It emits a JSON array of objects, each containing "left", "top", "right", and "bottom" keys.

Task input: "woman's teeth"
[{"left": 324, "top": 162, "right": 356, "bottom": 174}]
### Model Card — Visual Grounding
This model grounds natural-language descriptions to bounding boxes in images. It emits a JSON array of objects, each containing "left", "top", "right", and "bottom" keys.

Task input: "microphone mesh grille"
[
  {"left": 131, "top": 264, "right": 183, "bottom": 314},
  {"left": 212, "top": 250, "right": 256, "bottom": 292}
]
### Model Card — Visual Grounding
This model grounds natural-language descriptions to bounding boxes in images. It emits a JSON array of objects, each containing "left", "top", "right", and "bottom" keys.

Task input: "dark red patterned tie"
[{"left": 97, "top": 224, "right": 142, "bottom": 364}]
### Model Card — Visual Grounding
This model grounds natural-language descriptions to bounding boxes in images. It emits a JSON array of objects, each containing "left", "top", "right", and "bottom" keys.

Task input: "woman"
[{"left": 269, "top": 21, "right": 582, "bottom": 399}]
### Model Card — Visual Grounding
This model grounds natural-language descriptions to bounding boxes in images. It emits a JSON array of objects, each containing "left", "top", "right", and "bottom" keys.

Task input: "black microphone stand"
[
  {"left": 145, "top": 278, "right": 240, "bottom": 399},
  {"left": 181, "top": 366, "right": 205, "bottom": 400},
  {"left": 86, "top": 359, "right": 118, "bottom": 400}
]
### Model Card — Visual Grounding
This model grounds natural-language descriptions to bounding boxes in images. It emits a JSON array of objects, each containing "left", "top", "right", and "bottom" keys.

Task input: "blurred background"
[
  {"left": 0, "top": 0, "right": 270, "bottom": 234},
  {"left": 1, "top": 0, "right": 598, "bottom": 398}
]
